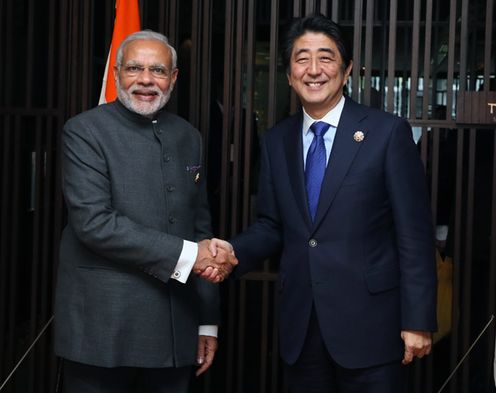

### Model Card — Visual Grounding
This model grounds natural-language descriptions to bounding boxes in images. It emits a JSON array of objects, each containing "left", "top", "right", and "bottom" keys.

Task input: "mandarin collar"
[{"left": 113, "top": 99, "right": 166, "bottom": 124}]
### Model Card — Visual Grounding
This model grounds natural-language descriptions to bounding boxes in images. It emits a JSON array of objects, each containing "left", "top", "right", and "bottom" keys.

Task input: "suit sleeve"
[
  {"left": 231, "top": 136, "right": 283, "bottom": 277},
  {"left": 62, "top": 121, "right": 185, "bottom": 283},
  {"left": 385, "top": 118, "right": 437, "bottom": 331}
]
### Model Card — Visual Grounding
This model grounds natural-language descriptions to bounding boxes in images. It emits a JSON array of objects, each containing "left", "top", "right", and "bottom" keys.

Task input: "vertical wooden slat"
[
  {"left": 421, "top": 0, "right": 433, "bottom": 119},
  {"left": 199, "top": 0, "right": 213, "bottom": 138},
  {"left": 7, "top": 116, "right": 22, "bottom": 379},
  {"left": 166, "top": 0, "right": 179, "bottom": 116},
  {"left": 236, "top": 280, "right": 247, "bottom": 393},
  {"left": 488, "top": 132, "right": 496, "bottom": 392},
  {"left": 449, "top": 127, "right": 464, "bottom": 393},
  {"left": 305, "top": 0, "right": 315, "bottom": 15},
  {"left": 2, "top": 0, "right": 13, "bottom": 106},
  {"left": 28, "top": 116, "right": 43, "bottom": 393},
  {"left": 483, "top": 0, "right": 494, "bottom": 88},
  {"left": 0, "top": 116, "right": 11, "bottom": 378},
  {"left": 363, "top": 0, "right": 374, "bottom": 106},
  {"left": 290, "top": 0, "right": 301, "bottom": 115},
  {"left": 40, "top": 120, "right": 53, "bottom": 393},
  {"left": 458, "top": 0, "right": 468, "bottom": 93},
  {"left": 331, "top": 0, "right": 339, "bottom": 22},
  {"left": 293, "top": 0, "right": 302, "bottom": 19},
  {"left": 271, "top": 282, "right": 280, "bottom": 393},
  {"left": 260, "top": 1, "right": 280, "bottom": 388},
  {"left": 319, "top": 0, "right": 327, "bottom": 15},
  {"left": 81, "top": 1, "right": 93, "bottom": 110},
  {"left": 386, "top": 0, "right": 397, "bottom": 113},
  {"left": 231, "top": 0, "right": 245, "bottom": 237},
  {"left": 157, "top": 1, "right": 166, "bottom": 34},
  {"left": 51, "top": 1, "right": 69, "bottom": 389},
  {"left": 220, "top": 0, "right": 234, "bottom": 239},
  {"left": 25, "top": 0, "right": 36, "bottom": 108},
  {"left": 460, "top": 128, "right": 476, "bottom": 391},
  {"left": 259, "top": 281, "right": 269, "bottom": 393},
  {"left": 222, "top": 2, "right": 236, "bottom": 392},
  {"left": 445, "top": 0, "right": 457, "bottom": 119},
  {"left": 351, "top": 0, "right": 363, "bottom": 100},
  {"left": 0, "top": 0, "right": 4, "bottom": 101},
  {"left": 189, "top": 0, "right": 200, "bottom": 127},
  {"left": 449, "top": 0, "right": 468, "bottom": 391},
  {"left": 267, "top": 0, "right": 279, "bottom": 128},
  {"left": 408, "top": 0, "right": 420, "bottom": 119},
  {"left": 242, "top": 0, "right": 256, "bottom": 229},
  {"left": 430, "top": 128, "right": 440, "bottom": 223}
]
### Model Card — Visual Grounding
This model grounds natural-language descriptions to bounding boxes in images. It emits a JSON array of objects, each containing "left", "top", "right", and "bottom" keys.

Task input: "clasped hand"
[{"left": 193, "top": 238, "right": 237, "bottom": 283}]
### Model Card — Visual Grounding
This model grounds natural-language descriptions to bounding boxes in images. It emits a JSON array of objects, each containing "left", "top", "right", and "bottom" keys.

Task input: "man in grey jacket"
[{"left": 54, "top": 30, "right": 236, "bottom": 393}]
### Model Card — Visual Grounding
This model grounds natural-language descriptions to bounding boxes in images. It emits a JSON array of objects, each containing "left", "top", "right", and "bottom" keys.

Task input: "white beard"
[{"left": 116, "top": 78, "right": 173, "bottom": 117}]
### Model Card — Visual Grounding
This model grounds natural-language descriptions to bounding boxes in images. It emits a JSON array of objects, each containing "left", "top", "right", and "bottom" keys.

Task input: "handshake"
[{"left": 193, "top": 238, "right": 237, "bottom": 283}]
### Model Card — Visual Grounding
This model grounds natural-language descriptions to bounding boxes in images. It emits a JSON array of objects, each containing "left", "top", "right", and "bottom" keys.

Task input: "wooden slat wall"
[{"left": 0, "top": 0, "right": 495, "bottom": 392}]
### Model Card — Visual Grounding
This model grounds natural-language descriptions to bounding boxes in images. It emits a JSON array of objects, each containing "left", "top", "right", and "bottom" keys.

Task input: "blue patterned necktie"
[{"left": 305, "top": 121, "right": 331, "bottom": 221}]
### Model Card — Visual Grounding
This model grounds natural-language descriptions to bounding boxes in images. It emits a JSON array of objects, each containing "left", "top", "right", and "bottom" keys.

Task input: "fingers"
[
  {"left": 199, "top": 266, "right": 219, "bottom": 281},
  {"left": 402, "top": 347, "right": 415, "bottom": 365},
  {"left": 196, "top": 336, "right": 218, "bottom": 377},
  {"left": 210, "top": 238, "right": 237, "bottom": 266},
  {"left": 401, "top": 330, "right": 432, "bottom": 365},
  {"left": 193, "top": 238, "right": 238, "bottom": 283}
]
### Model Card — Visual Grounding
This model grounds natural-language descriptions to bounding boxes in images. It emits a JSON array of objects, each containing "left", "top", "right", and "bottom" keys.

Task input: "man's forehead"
[
  {"left": 122, "top": 39, "right": 170, "bottom": 59},
  {"left": 292, "top": 32, "right": 337, "bottom": 49}
]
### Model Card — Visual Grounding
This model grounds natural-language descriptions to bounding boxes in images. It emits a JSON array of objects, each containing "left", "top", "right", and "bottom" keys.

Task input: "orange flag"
[{"left": 99, "top": 0, "right": 141, "bottom": 104}]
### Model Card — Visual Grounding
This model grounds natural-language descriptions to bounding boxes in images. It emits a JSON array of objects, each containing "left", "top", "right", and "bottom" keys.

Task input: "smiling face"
[
  {"left": 114, "top": 39, "right": 178, "bottom": 117},
  {"left": 287, "top": 32, "right": 352, "bottom": 119}
]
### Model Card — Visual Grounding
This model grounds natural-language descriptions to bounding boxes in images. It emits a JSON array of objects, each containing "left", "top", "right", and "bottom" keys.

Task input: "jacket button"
[
  {"left": 167, "top": 185, "right": 175, "bottom": 192},
  {"left": 309, "top": 239, "right": 317, "bottom": 247},
  {"left": 163, "top": 155, "right": 171, "bottom": 162},
  {"left": 169, "top": 216, "right": 176, "bottom": 223}
]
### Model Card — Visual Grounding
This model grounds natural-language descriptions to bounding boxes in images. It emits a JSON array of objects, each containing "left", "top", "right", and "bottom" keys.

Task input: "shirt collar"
[{"left": 302, "top": 95, "right": 346, "bottom": 135}]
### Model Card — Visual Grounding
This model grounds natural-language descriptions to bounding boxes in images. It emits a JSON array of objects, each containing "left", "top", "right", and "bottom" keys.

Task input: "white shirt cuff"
[
  {"left": 171, "top": 240, "right": 198, "bottom": 283},
  {"left": 199, "top": 325, "right": 218, "bottom": 337}
]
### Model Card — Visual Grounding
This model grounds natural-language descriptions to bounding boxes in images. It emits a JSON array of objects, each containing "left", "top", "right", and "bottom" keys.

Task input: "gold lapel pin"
[
  {"left": 353, "top": 131, "right": 365, "bottom": 142},
  {"left": 195, "top": 173, "right": 200, "bottom": 183}
]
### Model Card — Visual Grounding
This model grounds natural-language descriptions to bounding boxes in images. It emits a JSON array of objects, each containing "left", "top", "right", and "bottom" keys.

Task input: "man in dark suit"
[
  {"left": 209, "top": 15, "right": 437, "bottom": 392},
  {"left": 54, "top": 30, "right": 236, "bottom": 393}
]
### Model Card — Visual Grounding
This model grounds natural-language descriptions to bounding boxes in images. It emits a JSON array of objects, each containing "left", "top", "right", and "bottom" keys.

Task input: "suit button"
[
  {"left": 163, "top": 155, "right": 171, "bottom": 162},
  {"left": 166, "top": 185, "right": 175, "bottom": 192},
  {"left": 309, "top": 239, "right": 317, "bottom": 247},
  {"left": 169, "top": 216, "right": 176, "bottom": 223}
]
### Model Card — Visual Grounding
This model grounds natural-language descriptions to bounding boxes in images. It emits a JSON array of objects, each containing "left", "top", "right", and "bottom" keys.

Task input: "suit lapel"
[
  {"left": 283, "top": 112, "right": 313, "bottom": 228},
  {"left": 312, "top": 98, "right": 369, "bottom": 230}
]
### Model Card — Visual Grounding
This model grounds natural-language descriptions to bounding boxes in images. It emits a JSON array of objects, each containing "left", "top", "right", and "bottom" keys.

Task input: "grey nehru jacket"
[{"left": 54, "top": 100, "right": 219, "bottom": 368}]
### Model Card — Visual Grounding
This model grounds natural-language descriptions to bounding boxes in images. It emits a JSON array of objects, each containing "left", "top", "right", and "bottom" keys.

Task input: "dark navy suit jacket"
[{"left": 232, "top": 97, "right": 437, "bottom": 368}]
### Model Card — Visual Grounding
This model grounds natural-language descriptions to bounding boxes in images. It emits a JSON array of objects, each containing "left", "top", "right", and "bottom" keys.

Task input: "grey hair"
[{"left": 116, "top": 30, "right": 177, "bottom": 69}]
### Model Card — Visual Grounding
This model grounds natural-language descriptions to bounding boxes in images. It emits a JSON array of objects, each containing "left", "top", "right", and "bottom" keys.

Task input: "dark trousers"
[
  {"left": 285, "top": 309, "right": 406, "bottom": 393},
  {"left": 62, "top": 359, "right": 191, "bottom": 393}
]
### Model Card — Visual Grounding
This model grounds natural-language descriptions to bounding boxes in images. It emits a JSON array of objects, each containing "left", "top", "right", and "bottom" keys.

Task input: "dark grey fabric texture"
[{"left": 54, "top": 100, "right": 219, "bottom": 368}]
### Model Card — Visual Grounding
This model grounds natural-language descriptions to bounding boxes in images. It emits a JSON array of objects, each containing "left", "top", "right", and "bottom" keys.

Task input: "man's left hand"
[
  {"left": 196, "top": 335, "right": 218, "bottom": 376},
  {"left": 401, "top": 330, "right": 432, "bottom": 365}
]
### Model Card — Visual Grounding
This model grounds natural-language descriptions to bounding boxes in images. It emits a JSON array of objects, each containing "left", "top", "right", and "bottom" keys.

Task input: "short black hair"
[{"left": 282, "top": 14, "right": 352, "bottom": 73}]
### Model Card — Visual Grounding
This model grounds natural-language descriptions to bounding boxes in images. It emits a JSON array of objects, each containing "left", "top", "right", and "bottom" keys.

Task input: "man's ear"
[
  {"left": 113, "top": 66, "right": 119, "bottom": 82},
  {"left": 344, "top": 60, "right": 353, "bottom": 81}
]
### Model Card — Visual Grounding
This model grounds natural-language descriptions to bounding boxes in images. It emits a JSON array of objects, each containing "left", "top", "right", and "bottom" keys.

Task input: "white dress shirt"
[{"left": 302, "top": 95, "right": 346, "bottom": 168}]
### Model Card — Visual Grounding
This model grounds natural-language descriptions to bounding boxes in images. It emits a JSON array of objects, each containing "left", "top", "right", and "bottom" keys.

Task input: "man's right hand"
[{"left": 193, "top": 239, "right": 237, "bottom": 283}]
